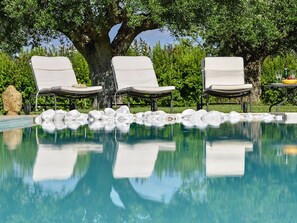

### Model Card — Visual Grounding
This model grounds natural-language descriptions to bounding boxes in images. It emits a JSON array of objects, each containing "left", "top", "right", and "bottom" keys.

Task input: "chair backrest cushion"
[
  {"left": 30, "top": 56, "right": 77, "bottom": 91},
  {"left": 111, "top": 56, "right": 159, "bottom": 90},
  {"left": 202, "top": 57, "right": 245, "bottom": 89}
]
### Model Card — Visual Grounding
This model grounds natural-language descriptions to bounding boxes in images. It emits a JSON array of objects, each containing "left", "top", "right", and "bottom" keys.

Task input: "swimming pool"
[{"left": 0, "top": 120, "right": 297, "bottom": 222}]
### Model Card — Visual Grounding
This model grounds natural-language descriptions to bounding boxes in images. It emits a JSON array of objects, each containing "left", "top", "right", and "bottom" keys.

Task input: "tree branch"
[{"left": 111, "top": 18, "right": 160, "bottom": 55}]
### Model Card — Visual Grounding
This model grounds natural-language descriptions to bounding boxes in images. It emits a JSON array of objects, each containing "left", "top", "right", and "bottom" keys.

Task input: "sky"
[
  {"left": 121, "top": 28, "right": 176, "bottom": 46},
  {"left": 109, "top": 24, "right": 176, "bottom": 46},
  {"left": 49, "top": 25, "right": 177, "bottom": 48}
]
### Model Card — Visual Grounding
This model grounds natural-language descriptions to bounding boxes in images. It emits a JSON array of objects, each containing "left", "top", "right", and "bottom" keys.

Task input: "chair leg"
[
  {"left": 96, "top": 93, "right": 100, "bottom": 110},
  {"left": 108, "top": 94, "right": 113, "bottom": 109},
  {"left": 170, "top": 93, "right": 173, "bottom": 113},
  {"left": 151, "top": 98, "right": 157, "bottom": 111},
  {"left": 240, "top": 97, "right": 245, "bottom": 113},
  {"left": 197, "top": 95, "right": 203, "bottom": 110},
  {"left": 69, "top": 99, "right": 76, "bottom": 110},
  {"left": 54, "top": 94, "right": 57, "bottom": 110},
  {"left": 35, "top": 93, "right": 39, "bottom": 111},
  {"left": 206, "top": 94, "right": 209, "bottom": 111},
  {"left": 249, "top": 93, "right": 252, "bottom": 112},
  {"left": 242, "top": 102, "right": 248, "bottom": 113},
  {"left": 127, "top": 94, "right": 130, "bottom": 109},
  {"left": 114, "top": 93, "right": 118, "bottom": 108}
]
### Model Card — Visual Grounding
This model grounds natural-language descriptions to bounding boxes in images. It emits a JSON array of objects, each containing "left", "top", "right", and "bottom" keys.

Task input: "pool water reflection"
[{"left": 1, "top": 122, "right": 297, "bottom": 222}]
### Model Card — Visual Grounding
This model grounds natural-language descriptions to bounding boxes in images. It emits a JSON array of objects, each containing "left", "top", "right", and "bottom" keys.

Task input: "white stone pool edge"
[{"left": 0, "top": 108, "right": 296, "bottom": 133}]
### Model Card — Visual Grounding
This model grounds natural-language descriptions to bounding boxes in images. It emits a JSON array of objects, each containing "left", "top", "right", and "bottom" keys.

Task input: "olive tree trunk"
[
  {"left": 245, "top": 59, "right": 263, "bottom": 103},
  {"left": 74, "top": 37, "right": 115, "bottom": 108}
]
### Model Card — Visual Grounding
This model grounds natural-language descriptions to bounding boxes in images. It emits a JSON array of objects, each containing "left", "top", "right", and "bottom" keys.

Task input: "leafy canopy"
[
  {"left": 188, "top": 0, "right": 297, "bottom": 62},
  {"left": 0, "top": 0, "right": 197, "bottom": 54}
]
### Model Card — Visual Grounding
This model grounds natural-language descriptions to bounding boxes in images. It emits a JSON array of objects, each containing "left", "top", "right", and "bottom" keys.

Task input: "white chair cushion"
[
  {"left": 118, "top": 86, "right": 175, "bottom": 94},
  {"left": 31, "top": 56, "right": 103, "bottom": 95},
  {"left": 51, "top": 86, "right": 103, "bottom": 94},
  {"left": 31, "top": 56, "right": 78, "bottom": 91},
  {"left": 209, "top": 84, "right": 252, "bottom": 91},
  {"left": 112, "top": 56, "right": 160, "bottom": 90},
  {"left": 203, "top": 57, "right": 246, "bottom": 89}
]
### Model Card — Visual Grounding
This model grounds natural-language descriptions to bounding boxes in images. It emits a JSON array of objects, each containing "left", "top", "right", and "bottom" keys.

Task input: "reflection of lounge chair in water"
[
  {"left": 206, "top": 139, "right": 253, "bottom": 177},
  {"left": 112, "top": 140, "right": 175, "bottom": 178},
  {"left": 33, "top": 144, "right": 78, "bottom": 181},
  {"left": 33, "top": 128, "right": 103, "bottom": 181}
]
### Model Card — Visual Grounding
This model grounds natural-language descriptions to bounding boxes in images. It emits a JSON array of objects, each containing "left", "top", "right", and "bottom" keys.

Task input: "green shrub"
[{"left": 153, "top": 39, "right": 206, "bottom": 107}]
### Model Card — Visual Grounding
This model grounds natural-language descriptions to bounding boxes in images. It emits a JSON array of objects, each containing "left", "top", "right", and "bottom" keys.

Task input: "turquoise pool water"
[{"left": 0, "top": 121, "right": 297, "bottom": 222}]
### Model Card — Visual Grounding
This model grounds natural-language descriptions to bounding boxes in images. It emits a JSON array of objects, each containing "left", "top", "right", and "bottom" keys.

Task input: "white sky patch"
[
  {"left": 135, "top": 29, "right": 176, "bottom": 46},
  {"left": 109, "top": 24, "right": 175, "bottom": 47}
]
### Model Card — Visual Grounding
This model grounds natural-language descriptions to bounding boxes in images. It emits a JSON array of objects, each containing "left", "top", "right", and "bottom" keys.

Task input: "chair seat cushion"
[
  {"left": 40, "top": 86, "right": 103, "bottom": 95},
  {"left": 209, "top": 84, "right": 252, "bottom": 91},
  {"left": 118, "top": 86, "right": 175, "bottom": 94}
]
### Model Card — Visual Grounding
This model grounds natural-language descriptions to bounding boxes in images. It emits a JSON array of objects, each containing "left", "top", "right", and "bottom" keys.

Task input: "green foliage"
[
  {"left": 188, "top": 0, "right": 297, "bottom": 58},
  {"left": 127, "top": 38, "right": 152, "bottom": 57}
]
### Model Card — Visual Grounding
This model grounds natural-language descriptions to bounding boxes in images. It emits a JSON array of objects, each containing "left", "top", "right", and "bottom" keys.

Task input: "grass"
[
  {"left": 99, "top": 103, "right": 297, "bottom": 114},
  {"left": 126, "top": 104, "right": 297, "bottom": 114},
  {"left": 1, "top": 103, "right": 297, "bottom": 116}
]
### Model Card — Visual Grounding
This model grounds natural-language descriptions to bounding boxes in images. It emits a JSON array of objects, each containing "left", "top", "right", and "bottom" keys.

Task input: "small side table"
[{"left": 267, "top": 83, "right": 297, "bottom": 112}]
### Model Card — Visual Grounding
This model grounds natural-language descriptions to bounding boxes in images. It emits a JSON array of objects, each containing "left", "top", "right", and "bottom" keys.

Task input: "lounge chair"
[
  {"left": 30, "top": 56, "right": 103, "bottom": 110},
  {"left": 111, "top": 56, "right": 175, "bottom": 112},
  {"left": 201, "top": 57, "right": 253, "bottom": 112}
]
